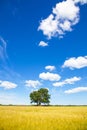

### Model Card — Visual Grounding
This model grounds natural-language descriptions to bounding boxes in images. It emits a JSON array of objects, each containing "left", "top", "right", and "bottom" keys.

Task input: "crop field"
[{"left": 0, "top": 106, "right": 87, "bottom": 130}]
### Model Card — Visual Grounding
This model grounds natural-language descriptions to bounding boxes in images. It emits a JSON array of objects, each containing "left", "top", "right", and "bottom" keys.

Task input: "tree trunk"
[{"left": 37, "top": 102, "right": 41, "bottom": 106}]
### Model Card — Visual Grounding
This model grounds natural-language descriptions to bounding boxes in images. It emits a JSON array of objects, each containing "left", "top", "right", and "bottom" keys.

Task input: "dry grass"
[{"left": 0, "top": 106, "right": 87, "bottom": 130}]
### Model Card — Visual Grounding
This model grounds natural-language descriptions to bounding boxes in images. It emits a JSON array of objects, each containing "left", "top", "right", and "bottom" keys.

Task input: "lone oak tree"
[{"left": 30, "top": 88, "right": 50, "bottom": 106}]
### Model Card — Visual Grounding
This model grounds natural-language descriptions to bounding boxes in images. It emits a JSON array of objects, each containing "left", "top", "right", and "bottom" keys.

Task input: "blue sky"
[{"left": 0, "top": 0, "right": 87, "bottom": 105}]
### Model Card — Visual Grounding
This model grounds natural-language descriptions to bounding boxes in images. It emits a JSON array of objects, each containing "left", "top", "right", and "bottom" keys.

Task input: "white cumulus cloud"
[
  {"left": 25, "top": 80, "right": 41, "bottom": 88},
  {"left": 38, "top": 0, "right": 87, "bottom": 38},
  {"left": 62, "top": 56, "right": 87, "bottom": 69},
  {"left": 38, "top": 14, "right": 58, "bottom": 39},
  {"left": 53, "top": 76, "right": 81, "bottom": 87},
  {"left": 45, "top": 65, "right": 56, "bottom": 71},
  {"left": 39, "top": 72, "right": 61, "bottom": 81},
  {"left": 0, "top": 81, "right": 17, "bottom": 89},
  {"left": 65, "top": 87, "right": 87, "bottom": 94},
  {"left": 38, "top": 41, "right": 48, "bottom": 47},
  {"left": 73, "top": 0, "right": 87, "bottom": 4}
]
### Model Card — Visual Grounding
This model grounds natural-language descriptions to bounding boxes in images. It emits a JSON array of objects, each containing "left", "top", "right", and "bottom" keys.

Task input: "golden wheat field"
[{"left": 0, "top": 106, "right": 87, "bottom": 130}]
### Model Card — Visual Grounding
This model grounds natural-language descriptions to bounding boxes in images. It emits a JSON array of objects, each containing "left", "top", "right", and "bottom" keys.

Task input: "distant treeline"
[{"left": 0, "top": 104, "right": 87, "bottom": 107}]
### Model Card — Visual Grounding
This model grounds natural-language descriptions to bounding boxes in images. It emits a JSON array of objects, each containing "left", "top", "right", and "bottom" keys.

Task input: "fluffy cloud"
[
  {"left": 38, "top": 41, "right": 48, "bottom": 47},
  {"left": 73, "top": 0, "right": 87, "bottom": 4},
  {"left": 53, "top": 76, "right": 81, "bottom": 87},
  {"left": 0, "top": 81, "right": 17, "bottom": 89},
  {"left": 38, "top": 14, "right": 58, "bottom": 38},
  {"left": 64, "top": 87, "right": 87, "bottom": 94},
  {"left": 25, "top": 80, "right": 41, "bottom": 88},
  {"left": 38, "top": 0, "right": 87, "bottom": 38},
  {"left": 45, "top": 65, "right": 56, "bottom": 71},
  {"left": 62, "top": 56, "right": 87, "bottom": 69},
  {"left": 39, "top": 72, "right": 61, "bottom": 81}
]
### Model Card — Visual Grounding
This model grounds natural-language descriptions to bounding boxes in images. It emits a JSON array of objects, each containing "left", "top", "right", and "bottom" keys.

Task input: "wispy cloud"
[
  {"left": 0, "top": 36, "right": 21, "bottom": 81},
  {"left": 0, "top": 36, "right": 8, "bottom": 62},
  {"left": 0, "top": 80, "right": 17, "bottom": 89},
  {"left": 64, "top": 87, "right": 87, "bottom": 94},
  {"left": 25, "top": 80, "right": 42, "bottom": 88},
  {"left": 0, "top": 92, "right": 25, "bottom": 105},
  {"left": 62, "top": 56, "right": 87, "bottom": 69},
  {"left": 53, "top": 76, "right": 81, "bottom": 87},
  {"left": 45, "top": 65, "right": 56, "bottom": 71},
  {"left": 39, "top": 72, "right": 61, "bottom": 81},
  {"left": 0, "top": 93, "right": 16, "bottom": 105},
  {"left": 38, "top": 0, "right": 87, "bottom": 39},
  {"left": 38, "top": 41, "right": 48, "bottom": 47}
]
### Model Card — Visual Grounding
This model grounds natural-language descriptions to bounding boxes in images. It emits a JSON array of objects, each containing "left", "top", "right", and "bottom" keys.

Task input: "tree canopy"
[{"left": 30, "top": 88, "right": 50, "bottom": 106}]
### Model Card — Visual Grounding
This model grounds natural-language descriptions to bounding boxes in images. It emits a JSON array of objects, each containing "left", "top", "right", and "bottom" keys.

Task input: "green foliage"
[{"left": 30, "top": 88, "right": 50, "bottom": 105}]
